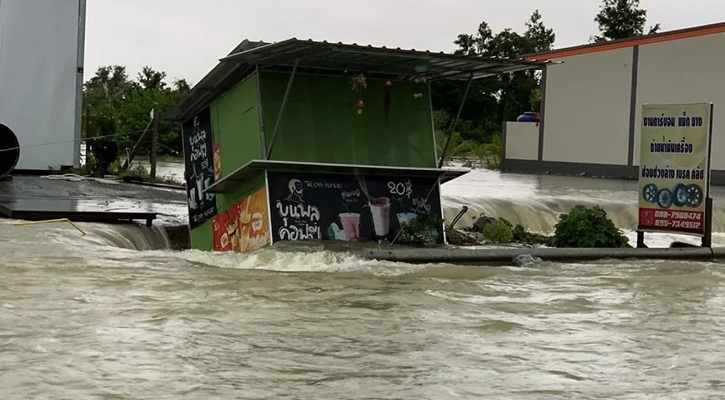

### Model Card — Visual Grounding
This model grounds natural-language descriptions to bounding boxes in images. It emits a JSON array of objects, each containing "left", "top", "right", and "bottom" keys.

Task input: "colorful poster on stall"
[
  {"left": 213, "top": 142, "right": 222, "bottom": 181},
  {"left": 266, "top": 171, "right": 443, "bottom": 244},
  {"left": 212, "top": 187, "right": 271, "bottom": 252},
  {"left": 638, "top": 103, "right": 712, "bottom": 236}
]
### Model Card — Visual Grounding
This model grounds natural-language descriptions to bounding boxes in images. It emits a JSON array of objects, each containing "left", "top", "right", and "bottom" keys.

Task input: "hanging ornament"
[
  {"left": 349, "top": 74, "right": 367, "bottom": 115},
  {"left": 349, "top": 74, "right": 367, "bottom": 92},
  {"left": 413, "top": 75, "right": 427, "bottom": 100}
]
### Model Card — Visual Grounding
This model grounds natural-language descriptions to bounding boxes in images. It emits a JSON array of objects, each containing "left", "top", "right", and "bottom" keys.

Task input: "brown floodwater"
[{"left": 1, "top": 218, "right": 724, "bottom": 399}]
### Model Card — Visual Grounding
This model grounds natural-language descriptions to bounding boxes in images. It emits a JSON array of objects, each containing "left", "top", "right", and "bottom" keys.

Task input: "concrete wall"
[
  {"left": 541, "top": 48, "right": 633, "bottom": 165},
  {"left": 504, "top": 122, "right": 538, "bottom": 160},
  {"left": 0, "top": 0, "right": 85, "bottom": 171},
  {"left": 503, "top": 30, "right": 725, "bottom": 184},
  {"left": 634, "top": 33, "right": 725, "bottom": 168}
]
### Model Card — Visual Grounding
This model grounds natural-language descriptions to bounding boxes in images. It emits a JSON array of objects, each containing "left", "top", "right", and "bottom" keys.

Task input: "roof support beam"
[
  {"left": 438, "top": 72, "right": 474, "bottom": 168},
  {"left": 266, "top": 58, "right": 299, "bottom": 159}
]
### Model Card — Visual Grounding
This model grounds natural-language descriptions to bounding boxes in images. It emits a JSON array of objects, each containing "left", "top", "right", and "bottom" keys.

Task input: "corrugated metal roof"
[
  {"left": 165, "top": 38, "right": 550, "bottom": 123},
  {"left": 524, "top": 21, "right": 725, "bottom": 60}
]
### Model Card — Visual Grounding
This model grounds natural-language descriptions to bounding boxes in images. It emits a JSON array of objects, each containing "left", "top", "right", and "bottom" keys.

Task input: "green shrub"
[
  {"left": 482, "top": 219, "right": 514, "bottom": 244},
  {"left": 513, "top": 224, "right": 551, "bottom": 246},
  {"left": 552, "top": 205, "right": 630, "bottom": 248},
  {"left": 397, "top": 213, "right": 444, "bottom": 247},
  {"left": 119, "top": 164, "right": 149, "bottom": 182}
]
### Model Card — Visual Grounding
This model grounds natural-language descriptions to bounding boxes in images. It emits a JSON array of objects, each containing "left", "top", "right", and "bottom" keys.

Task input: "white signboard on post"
[{"left": 638, "top": 103, "right": 713, "bottom": 238}]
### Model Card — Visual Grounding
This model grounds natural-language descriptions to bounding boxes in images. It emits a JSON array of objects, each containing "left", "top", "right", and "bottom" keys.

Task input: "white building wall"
[
  {"left": 542, "top": 48, "right": 633, "bottom": 165},
  {"left": 634, "top": 32, "right": 725, "bottom": 169},
  {"left": 0, "top": 0, "right": 85, "bottom": 170},
  {"left": 505, "top": 122, "right": 538, "bottom": 160}
]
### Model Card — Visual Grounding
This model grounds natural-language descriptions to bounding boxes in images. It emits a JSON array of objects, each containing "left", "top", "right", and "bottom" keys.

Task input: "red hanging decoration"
[{"left": 349, "top": 74, "right": 367, "bottom": 116}]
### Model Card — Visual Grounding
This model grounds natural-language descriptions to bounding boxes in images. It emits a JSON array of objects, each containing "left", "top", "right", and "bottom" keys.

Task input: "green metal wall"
[
  {"left": 189, "top": 74, "right": 263, "bottom": 250},
  {"left": 190, "top": 219, "right": 214, "bottom": 251},
  {"left": 210, "top": 73, "right": 263, "bottom": 178},
  {"left": 259, "top": 72, "right": 436, "bottom": 168}
]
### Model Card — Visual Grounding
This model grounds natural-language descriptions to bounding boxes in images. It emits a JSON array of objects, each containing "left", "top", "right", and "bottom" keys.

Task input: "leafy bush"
[
  {"left": 513, "top": 224, "right": 551, "bottom": 246},
  {"left": 552, "top": 205, "right": 630, "bottom": 248},
  {"left": 482, "top": 219, "right": 514, "bottom": 244},
  {"left": 397, "top": 213, "right": 444, "bottom": 247}
]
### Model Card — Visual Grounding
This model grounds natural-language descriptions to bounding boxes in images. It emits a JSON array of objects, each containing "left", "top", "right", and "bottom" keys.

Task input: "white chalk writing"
[
  {"left": 275, "top": 200, "right": 321, "bottom": 241},
  {"left": 342, "top": 189, "right": 361, "bottom": 200},
  {"left": 412, "top": 197, "right": 431, "bottom": 213},
  {"left": 276, "top": 202, "right": 321, "bottom": 221},
  {"left": 304, "top": 180, "right": 343, "bottom": 189},
  {"left": 388, "top": 180, "right": 413, "bottom": 198},
  {"left": 278, "top": 224, "right": 321, "bottom": 241}
]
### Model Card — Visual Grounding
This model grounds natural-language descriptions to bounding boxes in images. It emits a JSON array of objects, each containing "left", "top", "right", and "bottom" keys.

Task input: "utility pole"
[{"left": 150, "top": 104, "right": 159, "bottom": 179}]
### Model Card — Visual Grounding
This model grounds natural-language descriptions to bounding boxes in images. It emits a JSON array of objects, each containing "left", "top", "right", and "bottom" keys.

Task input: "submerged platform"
[
  {"left": 0, "top": 175, "right": 188, "bottom": 226},
  {"left": 0, "top": 197, "right": 157, "bottom": 226}
]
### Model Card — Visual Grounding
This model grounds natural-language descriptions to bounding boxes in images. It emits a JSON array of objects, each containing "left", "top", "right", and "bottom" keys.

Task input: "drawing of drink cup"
[
  {"left": 189, "top": 188, "right": 197, "bottom": 209},
  {"left": 397, "top": 212, "right": 418, "bottom": 227},
  {"left": 195, "top": 176, "right": 204, "bottom": 202},
  {"left": 368, "top": 197, "right": 391, "bottom": 237},
  {"left": 204, "top": 178, "right": 213, "bottom": 200},
  {"left": 339, "top": 213, "right": 361, "bottom": 241}
]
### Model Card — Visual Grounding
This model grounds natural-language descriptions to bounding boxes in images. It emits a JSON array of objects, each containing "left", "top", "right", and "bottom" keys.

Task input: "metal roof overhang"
[
  {"left": 205, "top": 160, "right": 471, "bottom": 194},
  {"left": 220, "top": 39, "right": 547, "bottom": 82},
  {"left": 164, "top": 38, "right": 549, "bottom": 123}
]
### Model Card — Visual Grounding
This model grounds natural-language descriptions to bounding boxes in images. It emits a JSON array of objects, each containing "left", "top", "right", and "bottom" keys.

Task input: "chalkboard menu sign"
[
  {"left": 266, "top": 171, "right": 443, "bottom": 244},
  {"left": 182, "top": 107, "right": 217, "bottom": 228}
]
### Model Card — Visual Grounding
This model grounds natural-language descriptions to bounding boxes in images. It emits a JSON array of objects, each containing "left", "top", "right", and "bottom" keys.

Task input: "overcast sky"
[{"left": 84, "top": 0, "right": 724, "bottom": 85}]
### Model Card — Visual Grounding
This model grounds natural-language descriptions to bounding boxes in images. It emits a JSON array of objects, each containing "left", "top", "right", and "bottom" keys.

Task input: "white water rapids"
[{"left": 2, "top": 168, "right": 725, "bottom": 399}]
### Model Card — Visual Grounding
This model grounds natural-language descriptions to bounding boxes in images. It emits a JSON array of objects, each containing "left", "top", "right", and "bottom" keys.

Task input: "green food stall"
[{"left": 164, "top": 38, "right": 545, "bottom": 252}]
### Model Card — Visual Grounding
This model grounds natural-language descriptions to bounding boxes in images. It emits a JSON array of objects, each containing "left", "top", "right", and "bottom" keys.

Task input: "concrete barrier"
[{"left": 355, "top": 247, "right": 725, "bottom": 265}]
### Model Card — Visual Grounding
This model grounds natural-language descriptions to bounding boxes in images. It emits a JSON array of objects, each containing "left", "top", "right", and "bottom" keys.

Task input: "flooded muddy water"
[{"left": 2, "top": 168, "right": 724, "bottom": 399}]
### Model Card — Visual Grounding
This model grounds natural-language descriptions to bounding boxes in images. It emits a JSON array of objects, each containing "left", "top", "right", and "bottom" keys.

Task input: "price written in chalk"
[{"left": 388, "top": 180, "right": 413, "bottom": 198}]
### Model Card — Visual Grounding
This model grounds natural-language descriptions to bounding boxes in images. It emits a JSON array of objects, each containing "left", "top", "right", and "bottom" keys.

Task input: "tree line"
[{"left": 81, "top": 0, "right": 658, "bottom": 167}]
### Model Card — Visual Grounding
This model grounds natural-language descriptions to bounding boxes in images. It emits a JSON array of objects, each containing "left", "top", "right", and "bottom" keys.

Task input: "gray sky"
[{"left": 84, "top": 0, "right": 724, "bottom": 85}]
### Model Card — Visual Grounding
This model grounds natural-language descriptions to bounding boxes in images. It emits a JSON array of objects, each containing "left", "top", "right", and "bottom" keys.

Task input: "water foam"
[{"left": 441, "top": 168, "right": 725, "bottom": 248}]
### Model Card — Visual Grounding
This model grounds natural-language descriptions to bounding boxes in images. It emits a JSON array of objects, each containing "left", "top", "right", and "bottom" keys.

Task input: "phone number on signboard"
[
  {"left": 653, "top": 211, "right": 703, "bottom": 221},
  {"left": 653, "top": 220, "right": 702, "bottom": 230}
]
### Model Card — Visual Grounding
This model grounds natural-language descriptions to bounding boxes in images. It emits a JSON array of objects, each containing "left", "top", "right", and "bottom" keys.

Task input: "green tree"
[
  {"left": 431, "top": 10, "right": 555, "bottom": 157},
  {"left": 591, "top": 0, "right": 660, "bottom": 43},
  {"left": 82, "top": 65, "right": 191, "bottom": 164}
]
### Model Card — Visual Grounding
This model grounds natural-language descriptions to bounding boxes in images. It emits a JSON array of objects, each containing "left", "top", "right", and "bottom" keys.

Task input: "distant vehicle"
[
  {"left": 516, "top": 112, "right": 541, "bottom": 123},
  {"left": 0, "top": 0, "right": 86, "bottom": 172}
]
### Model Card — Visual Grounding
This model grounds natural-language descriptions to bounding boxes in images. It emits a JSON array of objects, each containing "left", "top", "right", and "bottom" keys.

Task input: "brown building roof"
[{"left": 524, "top": 21, "right": 725, "bottom": 61}]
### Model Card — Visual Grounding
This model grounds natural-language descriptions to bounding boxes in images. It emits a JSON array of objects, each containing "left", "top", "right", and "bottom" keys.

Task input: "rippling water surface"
[
  {"left": 3, "top": 168, "right": 725, "bottom": 399},
  {"left": 2, "top": 218, "right": 725, "bottom": 399}
]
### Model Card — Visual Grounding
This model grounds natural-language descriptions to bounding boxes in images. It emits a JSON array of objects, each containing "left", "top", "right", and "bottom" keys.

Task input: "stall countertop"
[{"left": 205, "top": 160, "right": 470, "bottom": 194}]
